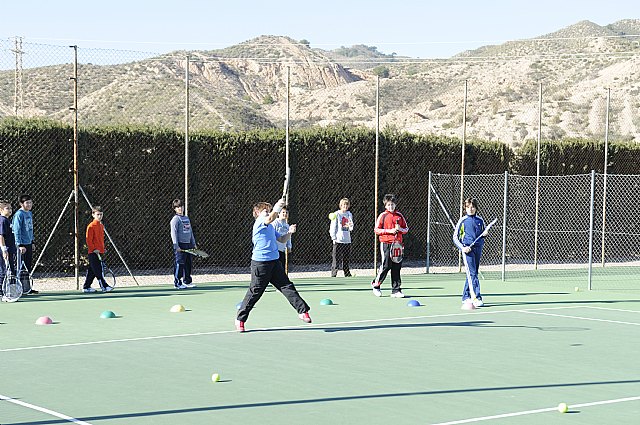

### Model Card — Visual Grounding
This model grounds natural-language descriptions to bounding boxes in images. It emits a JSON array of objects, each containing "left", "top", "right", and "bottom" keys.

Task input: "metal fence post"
[
  {"left": 284, "top": 66, "right": 291, "bottom": 274},
  {"left": 588, "top": 170, "right": 595, "bottom": 290},
  {"left": 70, "top": 45, "right": 79, "bottom": 290},
  {"left": 458, "top": 80, "right": 468, "bottom": 273},
  {"left": 502, "top": 171, "right": 508, "bottom": 281},
  {"left": 601, "top": 88, "right": 611, "bottom": 266},
  {"left": 534, "top": 82, "right": 542, "bottom": 270},
  {"left": 426, "top": 171, "right": 432, "bottom": 273},
  {"left": 374, "top": 75, "right": 380, "bottom": 274},
  {"left": 184, "top": 55, "right": 190, "bottom": 215}
]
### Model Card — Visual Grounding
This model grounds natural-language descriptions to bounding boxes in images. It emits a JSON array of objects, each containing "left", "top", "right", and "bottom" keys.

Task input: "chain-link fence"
[
  {"left": 2, "top": 38, "right": 640, "bottom": 290},
  {"left": 428, "top": 172, "right": 640, "bottom": 289}
]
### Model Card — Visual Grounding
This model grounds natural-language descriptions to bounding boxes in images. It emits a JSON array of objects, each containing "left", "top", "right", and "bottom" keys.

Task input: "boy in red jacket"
[
  {"left": 83, "top": 206, "right": 113, "bottom": 293},
  {"left": 372, "top": 194, "right": 408, "bottom": 298}
]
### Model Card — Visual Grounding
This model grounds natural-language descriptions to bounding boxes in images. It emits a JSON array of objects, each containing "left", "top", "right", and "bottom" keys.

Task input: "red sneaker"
[
  {"left": 298, "top": 312, "right": 312, "bottom": 323},
  {"left": 235, "top": 319, "right": 245, "bottom": 332}
]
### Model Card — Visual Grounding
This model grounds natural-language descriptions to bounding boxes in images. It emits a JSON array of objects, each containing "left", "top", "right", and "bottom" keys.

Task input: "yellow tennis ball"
[
  {"left": 211, "top": 373, "right": 221, "bottom": 382},
  {"left": 557, "top": 402, "right": 568, "bottom": 413},
  {"left": 574, "top": 287, "right": 580, "bottom": 292},
  {"left": 328, "top": 212, "right": 336, "bottom": 220}
]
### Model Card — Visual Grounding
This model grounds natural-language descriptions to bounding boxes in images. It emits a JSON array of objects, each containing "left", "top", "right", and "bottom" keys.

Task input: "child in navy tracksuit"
[
  {"left": 170, "top": 199, "right": 197, "bottom": 289},
  {"left": 453, "top": 197, "right": 488, "bottom": 308}
]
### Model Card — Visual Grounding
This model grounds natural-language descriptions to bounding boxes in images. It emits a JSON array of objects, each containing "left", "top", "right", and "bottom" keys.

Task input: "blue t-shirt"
[
  {"left": 12, "top": 209, "right": 34, "bottom": 245},
  {"left": 252, "top": 214, "right": 280, "bottom": 262},
  {"left": 0, "top": 215, "right": 17, "bottom": 254}
]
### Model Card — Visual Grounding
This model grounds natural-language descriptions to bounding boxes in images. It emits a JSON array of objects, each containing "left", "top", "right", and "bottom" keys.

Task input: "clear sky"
[{"left": 1, "top": 0, "right": 637, "bottom": 58}]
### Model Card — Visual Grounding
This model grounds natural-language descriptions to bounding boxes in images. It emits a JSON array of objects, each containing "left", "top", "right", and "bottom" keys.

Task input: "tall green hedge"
[
  {"left": 512, "top": 138, "right": 640, "bottom": 175},
  {"left": 1, "top": 118, "right": 638, "bottom": 272}
]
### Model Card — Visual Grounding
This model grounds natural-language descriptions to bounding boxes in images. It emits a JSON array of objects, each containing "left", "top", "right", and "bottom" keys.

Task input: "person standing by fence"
[
  {"left": 170, "top": 199, "right": 198, "bottom": 289},
  {"left": 83, "top": 206, "right": 113, "bottom": 293},
  {"left": 13, "top": 194, "right": 38, "bottom": 294},
  {"left": 372, "top": 194, "right": 408, "bottom": 298},
  {"left": 453, "top": 197, "right": 488, "bottom": 308},
  {"left": 330, "top": 198, "right": 354, "bottom": 277}
]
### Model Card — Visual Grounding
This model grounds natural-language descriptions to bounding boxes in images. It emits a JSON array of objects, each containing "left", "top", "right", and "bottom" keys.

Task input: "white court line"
[
  {"left": 584, "top": 306, "right": 640, "bottom": 314},
  {"left": 0, "top": 305, "right": 586, "bottom": 353},
  {"left": 519, "top": 310, "right": 640, "bottom": 326},
  {"left": 0, "top": 394, "right": 93, "bottom": 425},
  {"left": 430, "top": 395, "right": 640, "bottom": 425}
]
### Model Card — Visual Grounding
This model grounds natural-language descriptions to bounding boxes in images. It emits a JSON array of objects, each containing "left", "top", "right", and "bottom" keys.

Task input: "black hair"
[
  {"left": 383, "top": 194, "right": 397, "bottom": 204},
  {"left": 464, "top": 197, "right": 479, "bottom": 210}
]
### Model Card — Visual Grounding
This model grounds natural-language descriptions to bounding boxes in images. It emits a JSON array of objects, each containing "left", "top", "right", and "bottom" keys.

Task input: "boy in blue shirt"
[
  {"left": 235, "top": 198, "right": 311, "bottom": 332},
  {"left": 13, "top": 194, "right": 38, "bottom": 294},
  {"left": 453, "top": 197, "right": 488, "bottom": 308}
]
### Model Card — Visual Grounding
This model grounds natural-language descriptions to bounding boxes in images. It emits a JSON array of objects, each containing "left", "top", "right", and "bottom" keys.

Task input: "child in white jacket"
[{"left": 330, "top": 198, "right": 354, "bottom": 277}]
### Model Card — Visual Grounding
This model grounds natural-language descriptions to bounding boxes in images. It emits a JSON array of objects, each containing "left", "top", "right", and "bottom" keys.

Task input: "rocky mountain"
[{"left": 1, "top": 22, "right": 639, "bottom": 145}]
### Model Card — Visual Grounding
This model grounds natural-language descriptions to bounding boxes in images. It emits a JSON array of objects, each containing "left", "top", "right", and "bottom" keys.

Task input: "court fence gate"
[{"left": 426, "top": 171, "right": 640, "bottom": 290}]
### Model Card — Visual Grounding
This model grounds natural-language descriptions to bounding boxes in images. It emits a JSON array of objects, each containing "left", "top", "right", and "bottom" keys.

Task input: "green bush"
[{"left": 3, "top": 118, "right": 639, "bottom": 270}]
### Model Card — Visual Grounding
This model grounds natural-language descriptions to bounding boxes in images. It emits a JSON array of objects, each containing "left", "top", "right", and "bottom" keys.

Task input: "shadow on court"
[
  {"left": 238, "top": 320, "right": 590, "bottom": 333},
  {"left": 17, "top": 279, "right": 403, "bottom": 302},
  {"left": 5, "top": 379, "right": 639, "bottom": 425}
]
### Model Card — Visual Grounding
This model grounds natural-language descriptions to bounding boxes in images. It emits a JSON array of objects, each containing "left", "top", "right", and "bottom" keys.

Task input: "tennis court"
[{"left": 1, "top": 273, "right": 639, "bottom": 424}]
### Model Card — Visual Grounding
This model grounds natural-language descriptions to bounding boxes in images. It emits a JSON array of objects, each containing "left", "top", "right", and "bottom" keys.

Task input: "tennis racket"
[
  {"left": 282, "top": 167, "right": 291, "bottom": 271},
  {"left": 282, "top": 167, "right": 291, "bottom": 200},
  {"left": 2, "top": 259, "right": 22, "bottom": 303},
  {"left": 97, "top": 253, "right": 116, "bottom": 288},
  {"left": 468, "top": 218, "right": 499, "bottom": 248},
  {"left": 182, "top": 248, "right": 209, "bottom": 258},
  {"left": 390, "top": 218, "right": 404, "bottom": 263},
  {"left": 17, "top": 259, "right": 34, "bottom": 294}
]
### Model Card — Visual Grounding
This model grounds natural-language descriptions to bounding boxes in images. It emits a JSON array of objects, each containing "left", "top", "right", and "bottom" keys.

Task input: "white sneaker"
[
  {"left": 102, "top": 286, "right": 114, "bottom": 292},
  {"left": 390, "top": 291, "right": 405, "bottom": 298},
  {"left": 461, "top": 299, "right": 476, "bottom": 310},
  {"left": 175, "top": 284, "right": 188, "bottom": 289},
  {"left": 184, "top": 283, "right": 197, "bottom": 288},
  {"left": 372, "top": 287, "right": 382, "bottom": 297},
  {"left": 83, "top": 288, "right": 96, "bottom": 293},
  {"left": 473, "top": 299, "right": 484, "bottom": 307}
]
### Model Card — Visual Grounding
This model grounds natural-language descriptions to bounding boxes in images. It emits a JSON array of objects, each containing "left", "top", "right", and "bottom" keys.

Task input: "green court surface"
[{"left": 1, "top": 274, "right": 640, "bottom": 425}]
